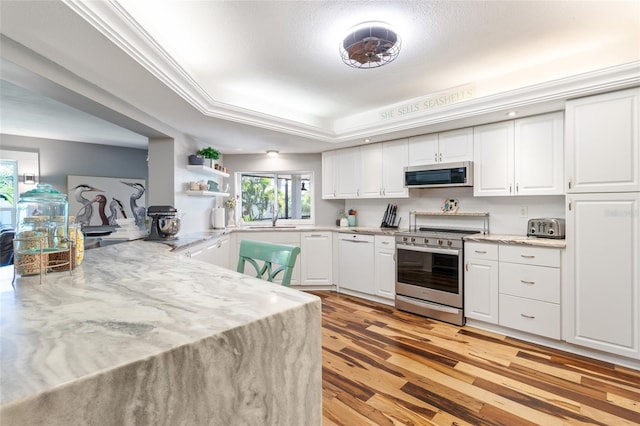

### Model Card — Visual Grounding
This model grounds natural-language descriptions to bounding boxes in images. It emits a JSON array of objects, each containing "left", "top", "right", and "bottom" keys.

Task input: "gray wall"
[{"left": 0, "top": 134, "right": 148, "bottom": 194}]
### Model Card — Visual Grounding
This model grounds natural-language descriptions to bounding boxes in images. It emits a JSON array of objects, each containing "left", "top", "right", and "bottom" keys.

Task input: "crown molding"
[{"left": 63, "top": 1, "right": 640, "bottom": 144}]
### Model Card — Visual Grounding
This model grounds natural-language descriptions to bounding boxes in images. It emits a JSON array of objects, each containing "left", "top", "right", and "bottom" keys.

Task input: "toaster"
[{"left": 527, "top": 218, "right": 566, "bottom": 239}]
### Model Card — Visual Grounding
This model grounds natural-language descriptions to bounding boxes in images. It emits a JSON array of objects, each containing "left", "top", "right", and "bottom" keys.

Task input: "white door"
[
  {"left": 300, "top": 232, "right": 333, "bottom": 285},
  {"left": 564, "top": 192, "right": 640, "bottom": 359},
  {"left": 335, "top": 147, "right": 360, "bottom": 198},
  {"left": 438, "top": 128, "right": 473, "bottom": 164},
  {"left": 464, "top": 257, "right": 499, "bottom": 324},
  {"left": 514, "top": 112, "right": 564, "bottom": 195},
  {"left": 565, "top": 88, "right": 640, "bottom": 193},
  {"left": 408, "top": 134, "right": 438, "bottom": 166},
  {"left": 359, "top": 143, "right": 383, "bottom": 198},
  {"left": 322, "top": 151, "right": 336, "bottom": 199},
  {"left": 473, "top": 121, "right": 515, "bottom": 196},
  {"left": 381, "top": 139, "right": 409, "bottom": 198}
]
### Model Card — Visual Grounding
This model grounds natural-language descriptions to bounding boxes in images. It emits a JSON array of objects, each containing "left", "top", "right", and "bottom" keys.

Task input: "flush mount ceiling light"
[
  {"left": 340, "top": 22, "right": 401, "bottom": 69},
  {"left": 266, "top": 150, "right": 279, "bottom": 157}
]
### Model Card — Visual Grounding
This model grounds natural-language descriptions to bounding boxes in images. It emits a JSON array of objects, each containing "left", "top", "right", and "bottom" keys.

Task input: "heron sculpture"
[{"left": 121, "top": 181, "right": 146, "bottom": 229}]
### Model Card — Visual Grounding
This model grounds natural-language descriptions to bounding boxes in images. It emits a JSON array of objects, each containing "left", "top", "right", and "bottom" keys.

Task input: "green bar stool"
[{"left": 236, "top": 240, "right": 301, "bottom": 287}]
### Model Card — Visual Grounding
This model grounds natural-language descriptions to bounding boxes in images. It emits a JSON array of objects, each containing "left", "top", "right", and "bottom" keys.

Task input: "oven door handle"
[{"left": 396, "top": 244, "right": 460, "bottom": 256}]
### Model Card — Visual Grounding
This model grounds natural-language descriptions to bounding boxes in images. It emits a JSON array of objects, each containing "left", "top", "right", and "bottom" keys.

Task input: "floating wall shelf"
[{"left": 186, "top": 165, "right": 230, "bottom": 178}]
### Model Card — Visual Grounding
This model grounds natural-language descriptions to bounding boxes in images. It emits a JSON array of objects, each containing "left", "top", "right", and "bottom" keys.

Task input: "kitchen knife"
[{"left": 389, "top": 204, "right": 397, "bottom": 226}]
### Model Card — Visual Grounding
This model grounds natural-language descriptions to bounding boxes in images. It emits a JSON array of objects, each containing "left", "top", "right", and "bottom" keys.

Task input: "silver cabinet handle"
[
  {"left": 520, "top": 280, "right": 535, "bottom": 284},
  {"left": 434, "top": 153, "right": 438, "bottom": 162},
  {"left": 568, "top": 177, "right": 572, "bottom": 189},
  {"left": 475, "top": 250, "right": 487, "bottom": 254},
  {"left": 509, "top": 184, "right": 512, "bottom": 194},
  {"left": 520, "top": 314, "right": 535, "bottom": 319},
  {"left": 190, "top": 249, "right": 203, "bottom": 257},
  {"left": 520, "top": 254, "right": 535, "bottom": 258},
  {"left": 465, "top": 261, "right": 469, "bottom": 272},
  {"left": 439, "top": 153, "right": 442, "bottom": 162}
]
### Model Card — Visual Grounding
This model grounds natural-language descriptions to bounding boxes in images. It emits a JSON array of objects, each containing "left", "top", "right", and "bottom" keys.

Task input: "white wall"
[{"left": 344, "top": 186, "right": 565, "bottom": 234}]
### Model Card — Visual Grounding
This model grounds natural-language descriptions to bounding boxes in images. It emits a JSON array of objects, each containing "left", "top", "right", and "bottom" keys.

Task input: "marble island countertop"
[{"left": 0, "top": 240, "right": 321, "bottom": 425}]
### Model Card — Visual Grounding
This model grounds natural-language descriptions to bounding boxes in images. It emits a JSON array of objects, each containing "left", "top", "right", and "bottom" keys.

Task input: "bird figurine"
[
  {"left": 121, "top": 181, "right": 146, "bottom": 229},
  {"left": 73, "top": 184, "right": 103, "bottom": 226},
  {"left": 109, "top": 198, "right": 125, "bottom": 225}
]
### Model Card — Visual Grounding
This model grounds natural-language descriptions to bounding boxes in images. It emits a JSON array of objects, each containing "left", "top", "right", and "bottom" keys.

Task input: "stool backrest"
[{"left": 236, "top": 239, "right": 301, "bottom": 286}]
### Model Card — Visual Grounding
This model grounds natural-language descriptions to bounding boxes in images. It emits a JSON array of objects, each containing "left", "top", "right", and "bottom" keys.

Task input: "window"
[
  {"left": 0, "top": 160, "right": 18, "bottom": 228},
  {"left": 239, "top": 172, "right": 313, "bottom": 224}
]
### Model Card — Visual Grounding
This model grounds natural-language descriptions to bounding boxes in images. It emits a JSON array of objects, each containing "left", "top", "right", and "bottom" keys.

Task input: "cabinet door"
[
  {"left": 335, "top": 147, "right": 360, "bottom": 198},
  {"left": 564, "top": 193, "right": 640, "bottom": 358},
  {"left": 514, "top": 112, "right": 564, "bottom": 195},
  {"left": 322, "top": 151, "right": 336, "bottom": 199},
  {"left": 473, "top": 121, "right": 515, "bottom": 196},
  {"left": 381, "top": 139, "right": 409, "bottom": 198},
  {"left": 210, "top": 236, "right": 231, "bottom": 269},
  {"left": 566, "top": 88, "right": 640, "bottom": 193},
  {"left": 300, "top": 232, "right": 333, "bottom": 285},
  {"left": 438, "top": 128, "right": 473, "bottom": 163},
  {"left": 359, "top": 143, "right": 383, "bottom": 198},
  {"left": 464, "top": 256, "right": 499, "bottom": 324},
  {"left": 408, "top": 134, "right": 438, "bottom": 166},
  {"left": 375, "top": 236, "right": 396, "bottom": 299}
]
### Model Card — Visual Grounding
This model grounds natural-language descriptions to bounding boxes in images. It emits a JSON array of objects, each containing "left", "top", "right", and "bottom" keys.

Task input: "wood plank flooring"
[{"left": 310, "top": 291, "right": 640, "bottom": 426}]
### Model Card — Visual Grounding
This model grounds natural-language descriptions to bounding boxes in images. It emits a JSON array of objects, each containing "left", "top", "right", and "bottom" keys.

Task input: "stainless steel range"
[{"left": 395, "top": 227, "right": 480, "bottom": 326}]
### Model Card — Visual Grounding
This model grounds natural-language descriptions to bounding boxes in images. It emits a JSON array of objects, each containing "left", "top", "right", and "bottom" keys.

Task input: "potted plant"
[{"left": 196, "top": 147, "right": 220, "bottom": 168}]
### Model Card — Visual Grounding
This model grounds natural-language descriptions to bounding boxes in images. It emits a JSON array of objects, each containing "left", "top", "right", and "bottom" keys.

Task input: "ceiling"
[{"left": 1, "top": 1, "right": 639, "bottom": 153}]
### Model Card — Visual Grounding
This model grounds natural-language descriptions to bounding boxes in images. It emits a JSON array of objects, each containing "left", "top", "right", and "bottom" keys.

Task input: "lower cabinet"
[
  {"left": 300, "top": 232, "right": 332, "bottom": 286},
  {"left": 374, "top": 235, "right": 395, "bottom": 300},
  {"left": 464, "top": 242, "right": 499, "bottom": 324},
  {"left": 184, "top": 235, "right": 231, "bottom": 269},
  {"left": 465, "top": 242, "right": 563, "bottom": 340}
]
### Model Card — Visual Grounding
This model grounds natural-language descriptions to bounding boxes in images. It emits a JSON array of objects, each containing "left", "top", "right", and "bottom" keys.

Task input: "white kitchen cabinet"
[
  {"left": 474, "top": 112, "right": 564, "bottom": 196},
  {"left": 234, "top": 231, "right": 301, "bottom": 286},
  {"left": 324, "top": 140, "right": 408, "bottom": 199},
  {"left": 335, "top": 147, "right": 360, "bottom": 198},
  {"left": 464, "top": 242, "right": 499, "bottom": 324},
  {"left": 322, "top": 151, "right": 336, "bottom": 199},
  {"left": 374, "top": 235, "right": 395, "bottom": 300},
  {"left": 300, "top": 231, "right": 333, "bottom": 286},
  {"left": 565, "top": 88, "right": 640, "bottom": 193},
  {"left": 183, "top": 235, "right": 231, "bottom": 269},
  {"left": 498, "top": 245, "right": 561, "bottom": 340},
  {"left": 564, "top": 192, "right": 640, "bottom": 359},
  {"left": 338, "top": 233, "right": 375, "bottom": 295},
  {"left": 359, "top": 143, "right": 384, "bottom": 198},
  {"left": 408, "top": 128, "right": 473, "bottom": 166},
  {"left": 381, "top": 139, "right": 409, "bottom": 198}
]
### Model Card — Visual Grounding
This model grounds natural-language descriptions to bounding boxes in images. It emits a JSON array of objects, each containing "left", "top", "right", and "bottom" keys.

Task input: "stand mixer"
[{"left": 146, "top": 205, "right": 181, "bottom": 241}]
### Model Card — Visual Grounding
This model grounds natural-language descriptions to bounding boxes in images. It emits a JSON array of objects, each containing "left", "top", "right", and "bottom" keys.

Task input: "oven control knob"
[
  {"left": 402, "top": 237, "right": 408, "bottom": 242},
  {"left": 424, "top": 239, "right": 429, "bottom": 245},
  {"left": 447, "top": 240, "right": 453, "bottom": 247},
  {"left": 411, "top": 237, "right": 416, "bottom": 243},
  {"left": 438, "top": 239, "right": 443, "bottom": 246}
]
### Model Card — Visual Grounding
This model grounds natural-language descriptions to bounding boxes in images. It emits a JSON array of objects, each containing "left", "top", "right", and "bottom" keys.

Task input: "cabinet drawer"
[
  {"left": 375, "top": 235, "right": 395, "bottom": 249},
  {"left": 499, "top": 294, "right": 560, "bottom": 339},
  {"left": 499, "top": 263, "right": 560, "bottom": 303},
  {"left": 499, "top": 245, "right": 560, "bottom": 267},
  {"left": 465, "top": 242, "right": 498, "bottom": 260}
]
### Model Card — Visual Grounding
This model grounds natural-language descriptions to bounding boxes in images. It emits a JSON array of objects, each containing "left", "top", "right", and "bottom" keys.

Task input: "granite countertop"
[
  {"left": 0, "top": 240, "right": 321, "bottom": 425},
  {"left": 464, "top": 233, "right": 566, "bottom": 248}
]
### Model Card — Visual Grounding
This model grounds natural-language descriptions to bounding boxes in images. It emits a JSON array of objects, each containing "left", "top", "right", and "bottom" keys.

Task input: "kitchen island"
[{"left": 0, "top": 240, "right": 321, "bottom": 425}]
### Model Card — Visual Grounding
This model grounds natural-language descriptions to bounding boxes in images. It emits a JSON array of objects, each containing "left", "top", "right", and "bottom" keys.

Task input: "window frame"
[{"left": 234, "top": 170, "right": 315, "bottom": 226}]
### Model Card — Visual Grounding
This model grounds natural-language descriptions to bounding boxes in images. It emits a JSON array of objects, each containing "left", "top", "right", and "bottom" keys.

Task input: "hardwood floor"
[{"left": 310, "top": 291, "right": 640, "bottom": 426}]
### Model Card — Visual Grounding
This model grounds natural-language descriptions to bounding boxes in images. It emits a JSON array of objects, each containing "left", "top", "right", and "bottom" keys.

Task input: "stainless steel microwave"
[{"left": 404, "top": 161, "right": 474, "bottom": 188}]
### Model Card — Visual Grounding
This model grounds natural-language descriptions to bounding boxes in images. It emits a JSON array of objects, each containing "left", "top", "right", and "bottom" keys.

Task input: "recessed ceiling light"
[
  {"left": 364, "top": 138, "right": 371, "bottom": 143},
  {"left": 266, "top": 150, "right": 279, "bottom": 157},
  {"left": 506, "top": 111, "right": 518, "bottom": 117}
]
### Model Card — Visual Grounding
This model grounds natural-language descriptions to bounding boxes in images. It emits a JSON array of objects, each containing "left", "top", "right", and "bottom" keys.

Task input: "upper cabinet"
[
  {"left": 565, "top": 88, "right": 640, "bottom": 193},
  {"left": 322, "top": 140, "right": 408, "bottom": 199},
  {"left": 408, "top": 128, "right": 473, "bottom": 166},
  {"left": 473, "top": 112, "right": 564, "bottom": 196}
]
